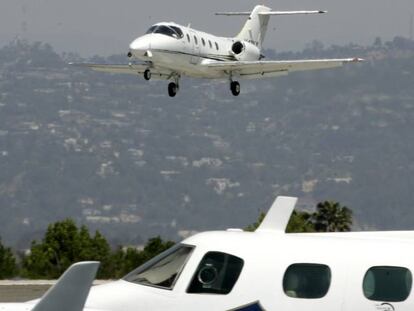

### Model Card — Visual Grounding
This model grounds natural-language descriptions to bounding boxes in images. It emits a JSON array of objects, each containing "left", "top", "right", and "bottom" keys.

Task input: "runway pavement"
[
  {"left": 0, "top": 282, "right": 52, "bottom": 302},
  {"left": 0, "top": 281, "right": 108, "bottom": 302}
]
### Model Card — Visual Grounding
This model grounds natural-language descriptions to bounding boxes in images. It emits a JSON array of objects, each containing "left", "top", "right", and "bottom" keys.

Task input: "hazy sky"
[{"left": 0, "top": 0, "right": 413, "bottom": 56}]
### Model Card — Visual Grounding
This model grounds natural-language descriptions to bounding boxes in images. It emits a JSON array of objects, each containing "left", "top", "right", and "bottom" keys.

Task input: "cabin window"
[
  {"left": 202, "top": 38, "right": 206, "bottom": 46},
  {"left": 215, "top": 42, "right": 219, "bottom": 51},
  {"left": 123, "top": 244, "right": 194, "bottom": 290},
  {"left": 363, "top": 266, "right": 412, "bottom": 302},
  {"left": 187, "top": 34, "right": 191, "bottom": 43},
  {"left": 187, "top": 251, "right": 244, "bottom": 295},
  {"left": 194, "top": 36, "right": 198, "bottom": 45},
  {"left": 283, "top": 264, "right": 331, "bottom": 299},
  {"left": 209, "top": 40, "right": 213, "bottom": 49}
]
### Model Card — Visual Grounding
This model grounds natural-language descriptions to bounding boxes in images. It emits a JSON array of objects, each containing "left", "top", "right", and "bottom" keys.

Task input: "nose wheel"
[
  {"left": 144, "top": 69, "right": 151, "bottom": 81},
  {"left": 230, "top": 81, "right": 240, "bottom": 96}
]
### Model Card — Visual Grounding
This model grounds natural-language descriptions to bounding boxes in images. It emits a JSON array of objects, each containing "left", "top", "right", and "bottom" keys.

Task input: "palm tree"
[{"left": 312, "top": 201, "right": 353, "bottom": 232}]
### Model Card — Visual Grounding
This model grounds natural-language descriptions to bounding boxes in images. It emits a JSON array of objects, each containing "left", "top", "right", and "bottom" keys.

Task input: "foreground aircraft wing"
[
  {"left": 204, "top": 58, "right": 363, "bottom": 79},
  {"left": 31, "top": 262, "right": 100, "bottom": 311},
  {"left": 71, "top": 63, "right": 172, "bottom": 79}
]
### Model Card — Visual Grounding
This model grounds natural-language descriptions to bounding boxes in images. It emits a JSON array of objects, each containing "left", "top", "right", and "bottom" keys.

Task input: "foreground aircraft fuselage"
[
  {"left": 2, "top": 197, "right": 414, "bottom": 311},
  {"left": 79, "top": 5, "right": 363, "bottom": 97}
]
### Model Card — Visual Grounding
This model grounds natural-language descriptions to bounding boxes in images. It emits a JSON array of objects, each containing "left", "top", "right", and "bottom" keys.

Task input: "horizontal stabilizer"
[
  {"left": 215, "top": 12, "right": 251, "bottom": 16},
  {"left": 216, "top": 10, "right": 327, "bottom": 16},
  {"left": 260, "top": 10, "right": 327, "bottom": 16},
  {"left": 256, "top": 196, "right": 298, "bottom": 233},
  {"left": 33, "top": 262, "right": 100, "bottom": 311}
]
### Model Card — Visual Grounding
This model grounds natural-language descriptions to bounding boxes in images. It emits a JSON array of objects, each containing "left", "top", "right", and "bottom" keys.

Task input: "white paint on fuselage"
[{"left": 129, "top": 23, "right": 245, "bottom": 79}]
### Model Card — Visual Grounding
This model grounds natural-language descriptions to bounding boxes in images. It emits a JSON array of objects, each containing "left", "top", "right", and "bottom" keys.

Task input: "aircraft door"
[{"left": 189, "top": 30, "right": 200, "bottom": 65}]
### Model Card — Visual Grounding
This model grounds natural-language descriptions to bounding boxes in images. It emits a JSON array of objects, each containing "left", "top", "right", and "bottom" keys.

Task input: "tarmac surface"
[
  {"left": 0, "top": 281, "right": 108, "bottom": 302},
  {"left": 0, "top": 283, "right": 51, "bottom": 302}
]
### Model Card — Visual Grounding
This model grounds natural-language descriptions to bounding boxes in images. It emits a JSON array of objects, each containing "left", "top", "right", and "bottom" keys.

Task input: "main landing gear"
[
  {"left": 167, "top": 75, "right": 180, "bottom": 97},
  {"left": 142, "top": 69, "right": 180, "bottom": 97},
  {"left": 168, "top": 82, "right": 178, "bottom": 97},
  {"left": 230, "top": 81, "right": 240, "bottom": 96},
  {"left": 144, "top": 69, "right": 152, "bottom": 81}
]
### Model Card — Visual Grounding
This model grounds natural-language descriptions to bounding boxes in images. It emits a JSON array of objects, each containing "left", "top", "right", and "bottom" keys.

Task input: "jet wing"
[
  {"left": 70, "top": 63, "right": 173, "bottom": 79},
  {"left": 204, "top": 58, "right": 363, "bottom": 79}
]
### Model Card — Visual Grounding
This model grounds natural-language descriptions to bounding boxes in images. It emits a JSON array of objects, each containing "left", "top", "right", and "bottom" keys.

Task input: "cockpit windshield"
[
  {"left": 145, "top": 25, "right": 184, "bottom": 39},
  {"left": 123, "top": 244, "right": 194, "bottom": 290}
]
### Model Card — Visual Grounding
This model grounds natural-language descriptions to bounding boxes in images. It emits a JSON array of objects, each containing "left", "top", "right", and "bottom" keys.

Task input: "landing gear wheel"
[
  {"left": 168, "top": 82, "right": 178, "bottom": 97},
  {"left": 230, "top": 81, "right": 240, "bottom": 96},
  {"left": 144, "top": 69, "right": 151, "bottom": 81}
]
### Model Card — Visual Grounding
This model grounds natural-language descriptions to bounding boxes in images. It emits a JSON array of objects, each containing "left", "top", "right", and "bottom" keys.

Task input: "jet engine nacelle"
[{"left": 231, "top": 41, "right": 261, "bottom": 61}]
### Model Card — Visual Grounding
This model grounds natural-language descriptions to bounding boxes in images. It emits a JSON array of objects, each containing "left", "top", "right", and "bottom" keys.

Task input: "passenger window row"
[
  {"left": 185, "top": 33, "right": 219, "bottom": 51},
  {"left": 283, "top": 264, "right": 413, "bottom": 302}
]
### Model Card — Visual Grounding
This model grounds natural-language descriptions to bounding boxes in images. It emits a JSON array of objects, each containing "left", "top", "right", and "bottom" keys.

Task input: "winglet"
[
  {"left": 256, "top": 196, "right": 298, "bottom": 233},
  {"left": 33, "top": 262, "right": 100, "bottom": 311}
]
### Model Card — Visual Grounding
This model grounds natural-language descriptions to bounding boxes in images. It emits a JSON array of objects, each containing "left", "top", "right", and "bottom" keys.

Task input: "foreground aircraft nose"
[{"left": 129, "top": 37, "right": 150, "bottom": 58}]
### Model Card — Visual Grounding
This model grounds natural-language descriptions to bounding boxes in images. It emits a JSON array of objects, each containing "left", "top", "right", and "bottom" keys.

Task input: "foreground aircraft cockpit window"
[
  {"left": 146, "top": 25, "right": 183, "bottom": 39},
  {"left": 363, "top": 266, "right": 413, "bottom": 302},
  {"left": 187, "top": 252, "right": 244, "bottom": 295},
  {"left": 170, "top": 26, "right": 184, "bottom": 38},
  {"left": 283, "top": 263, "right": 331, "bottom": 299},
  {"left": 124, "top": 244, "right": 194, "bottom": 290}
]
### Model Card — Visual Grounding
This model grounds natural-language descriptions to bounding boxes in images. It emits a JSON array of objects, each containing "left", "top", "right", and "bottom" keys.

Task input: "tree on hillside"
[
  {"left": 312, "top": 201, "right": 353, "bottom": 232},
  {"left": 286, "top": 211, "right": 315, "bottom": 233},
  {"left": 0, "top": 238, "right": 17, "bottom": 279},
  {"left": 22, "top": 219, "right": 111, "bottom": 279},
  {"left": 246, "top": 200, "right": 352, "bottom": 233}
]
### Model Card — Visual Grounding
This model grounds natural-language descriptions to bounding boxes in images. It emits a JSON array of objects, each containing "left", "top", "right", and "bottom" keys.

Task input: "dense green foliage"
[
  {"left": 247, "top": 201, "right": 353, "bottom": 233},
  {"left": 0, "top": 238, "right": 17, "bottom": 279},
  {"left": 313, "top": 201, "right": 352, "bottom": 232},
  {"left": 22, "top": 219, "right": 111, "bottom": 278}
]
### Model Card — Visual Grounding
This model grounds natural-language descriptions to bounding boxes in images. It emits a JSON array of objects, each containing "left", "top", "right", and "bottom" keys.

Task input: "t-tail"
[{"left": 216, "top": 5, "right": 327, "bottom": 50}]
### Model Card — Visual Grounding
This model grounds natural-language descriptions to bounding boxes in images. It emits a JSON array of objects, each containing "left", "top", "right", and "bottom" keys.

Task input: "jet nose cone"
[{"left": 129, "top": 37, "right": 150, "bottom": 58}]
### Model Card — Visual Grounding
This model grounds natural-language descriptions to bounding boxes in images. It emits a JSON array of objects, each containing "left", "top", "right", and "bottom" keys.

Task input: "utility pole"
[{"left": 410, "top": 14, "right": 413, "bottom": 40}]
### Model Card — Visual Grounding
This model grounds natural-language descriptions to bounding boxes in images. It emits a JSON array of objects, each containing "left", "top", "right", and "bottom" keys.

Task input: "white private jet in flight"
[
  {"left": 77, "top": 5, "right": 363, "bottom": 97},
  {"left": 2, "top": 196, "right": 414, "bottom": 311}
]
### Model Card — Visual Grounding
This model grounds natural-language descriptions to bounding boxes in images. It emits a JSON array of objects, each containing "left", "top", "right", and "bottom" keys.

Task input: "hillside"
[{"left": 0, "top": 38, "right": 413, "bottom": 248}]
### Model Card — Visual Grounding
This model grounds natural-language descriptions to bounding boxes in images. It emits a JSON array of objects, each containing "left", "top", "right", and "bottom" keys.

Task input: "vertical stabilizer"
[
  {"left": 33, "top": 262, "right": 100, "bottom": 311},
  {"left": 236, "top": 5, "right": 271, "bottom": 49},
  {"left": 256, "top": 196, "right": 298, "bottom": 233}
]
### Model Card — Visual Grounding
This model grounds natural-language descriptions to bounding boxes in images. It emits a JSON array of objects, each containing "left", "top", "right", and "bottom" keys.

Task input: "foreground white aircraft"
[
  {"left": 77, "top": 5, "right": 363, "bottom": 97},
  {"left": 2, "top": 196, "right": 414, "bottom": 311}
]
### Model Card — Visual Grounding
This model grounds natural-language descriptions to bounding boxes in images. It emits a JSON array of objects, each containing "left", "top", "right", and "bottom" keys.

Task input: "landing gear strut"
[
  {"left": 144, "top": 69, "right": 151, "bottom": 81},
  {"left": 230, "top": 81, "right": 240, "bottom": 96}
]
